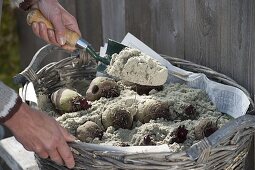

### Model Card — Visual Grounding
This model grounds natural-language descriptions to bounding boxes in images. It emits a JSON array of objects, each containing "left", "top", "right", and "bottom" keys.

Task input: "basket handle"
[{"left": 13, "top": 44, "right": 76, "bottom": 85}]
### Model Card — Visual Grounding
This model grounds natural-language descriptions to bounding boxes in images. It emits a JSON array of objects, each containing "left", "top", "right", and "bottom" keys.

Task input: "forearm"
[{"left": 0, "top": 82, "right": 22, "bottom": 123}]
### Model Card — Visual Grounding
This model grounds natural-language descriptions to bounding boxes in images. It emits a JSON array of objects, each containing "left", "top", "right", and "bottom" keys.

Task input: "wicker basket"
[{"left": 14, "top": 44, "right": 255, "bottom": 170}]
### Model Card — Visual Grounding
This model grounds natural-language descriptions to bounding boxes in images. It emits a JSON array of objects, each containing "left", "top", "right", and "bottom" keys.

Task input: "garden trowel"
[
  {"left": 14, "top": 9, "right": 128, "bottom": 107},
  {"left": 26, "top": 9, "right": 190, "bottom": 84},
  {"left": 27, "top": 9, "right": 124, "bottom": 72}
]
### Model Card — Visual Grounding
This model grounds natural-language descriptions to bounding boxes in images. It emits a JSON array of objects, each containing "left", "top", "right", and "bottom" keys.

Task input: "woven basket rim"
[{"left": 17, "top": 45, "right": 255, "bottom": 169}]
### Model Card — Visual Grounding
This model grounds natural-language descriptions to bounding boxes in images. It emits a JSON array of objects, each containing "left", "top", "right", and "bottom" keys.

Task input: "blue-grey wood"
[
  {"left": 101, "top": 0, "right": 126, "bottom": 43},
  {"left": 75, "top": 0, "right": 102, "bottom": 51},
  {"left": 150, "top": 0, "right": 185, "bottom": 59},
  {"left": 124, "top": 0, "right": 153, "bottom": 49}
]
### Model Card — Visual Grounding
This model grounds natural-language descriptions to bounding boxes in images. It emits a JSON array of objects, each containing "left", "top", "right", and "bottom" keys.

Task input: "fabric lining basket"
[{"left": 15, "top": 44, "right": 255, "bottom": 170}]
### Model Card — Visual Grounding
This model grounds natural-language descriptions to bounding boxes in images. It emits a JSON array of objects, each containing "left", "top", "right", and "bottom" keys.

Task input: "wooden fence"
[{"left": 15, "top": 0, "right": 255, "bottom": 169}]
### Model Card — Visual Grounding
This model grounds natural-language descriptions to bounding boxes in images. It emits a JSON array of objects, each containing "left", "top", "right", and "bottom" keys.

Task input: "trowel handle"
[{"left": 27, "top": 9, "right": 80, "bottom": 47}]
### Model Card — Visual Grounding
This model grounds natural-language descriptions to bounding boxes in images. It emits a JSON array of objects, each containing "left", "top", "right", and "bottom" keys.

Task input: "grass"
[{"left": 0, "top": 1, "right": 20, "bottom": 90}]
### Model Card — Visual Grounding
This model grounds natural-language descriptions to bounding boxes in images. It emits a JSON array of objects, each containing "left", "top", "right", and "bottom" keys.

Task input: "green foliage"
[{"left": 0, "top": 1, "right": 20, "bottom": 90}]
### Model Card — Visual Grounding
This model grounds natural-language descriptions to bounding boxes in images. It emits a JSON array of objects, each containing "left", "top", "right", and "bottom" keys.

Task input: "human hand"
[
  {"left": 31, "top": 0, "right": 81, "bottom": 51},
  {"left": 4, "top": 102, "right": 76, "bottom": 169}
]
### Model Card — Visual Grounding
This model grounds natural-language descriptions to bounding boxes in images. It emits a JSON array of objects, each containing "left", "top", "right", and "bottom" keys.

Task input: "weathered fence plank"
[
  {"left": 124, "top": 0, "right": 154, "bottom": 48},
  {"left": 101, "top": 0, "right": 126, "bottom": 44},
  {"left": 218, "top": 0, "right": 232, "bottom": 81},
  {"left": 150, "top": 0, "right": 185, "bottom": 59},
  {"left": 184, "top": 0, "right": 221, "bottom": 71},
  {"left": 75, "top": 0, "right": 102, "bottom": 50},
  {"left": 228, "top": 0, "right": 254, "bottom": 96},
  {"left": 184, "top": 0, "right": 255, "bottom": 97}
]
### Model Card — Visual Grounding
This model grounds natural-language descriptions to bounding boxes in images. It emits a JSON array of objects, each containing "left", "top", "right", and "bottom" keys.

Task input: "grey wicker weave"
[{"left": 14, "top": 44, "right": 255, "bottom": 170}]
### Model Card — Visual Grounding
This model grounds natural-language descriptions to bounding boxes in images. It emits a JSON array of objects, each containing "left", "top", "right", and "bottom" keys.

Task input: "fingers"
[
  {"left": 46, "top": 134, "right": 75, "bottom": 168},
  {"left": 32, "top": 22, "right": 59, "bottom": 46},
  {"left": 50, "top": 9, "right": 66, "bottom": 45},
  {"left": 58, "top": 126, "right": 75, "bottom": 168},
  {"left": 32, "top": 6, "right": 80, "bottom": 49},
  {"left": 47, "top": 29, "right": 59, "bottom": 46},
  {"left": 47, "top": 124, "right": 75, "bottom": 168},
  {"left": 62, "top": 44, "right": 76, "bottom": 51},
  {"left": 37, "top": 150, "right": 49, "bottom": 159},
  {"left": 32, "top": 22, "right": 40, "bottom": 37},
  {"left": 57, "top": 140, "right": 75, "bottom": 169},
  {"left": 48, "top": 149, "right": 64, "bottom": 166},
  {"left": 38, "top": 22, "right": 49, "bottom": 43},
  {"left": 60, "top": 126, "right": 76, "bottom": 142},
  {"left": 31, "top": 22, "right": 76, "bottom": 51},
  {"left": 37, "top": 128, "right": 75, "bottom": 168}
]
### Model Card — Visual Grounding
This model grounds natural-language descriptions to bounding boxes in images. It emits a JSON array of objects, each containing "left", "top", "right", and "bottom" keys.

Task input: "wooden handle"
[{"left": 27, "top": 9, "right": 80, "bottom": 47}]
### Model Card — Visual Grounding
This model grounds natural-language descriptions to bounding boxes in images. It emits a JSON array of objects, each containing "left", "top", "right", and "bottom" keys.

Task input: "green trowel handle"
[{"left": 85, "top": 44, "right": 110, "bottom": 65}]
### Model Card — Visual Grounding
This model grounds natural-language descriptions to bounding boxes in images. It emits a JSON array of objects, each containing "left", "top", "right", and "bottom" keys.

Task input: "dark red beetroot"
[{"left": 170, "top": 125, "right": 188, "bottom": 144}]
